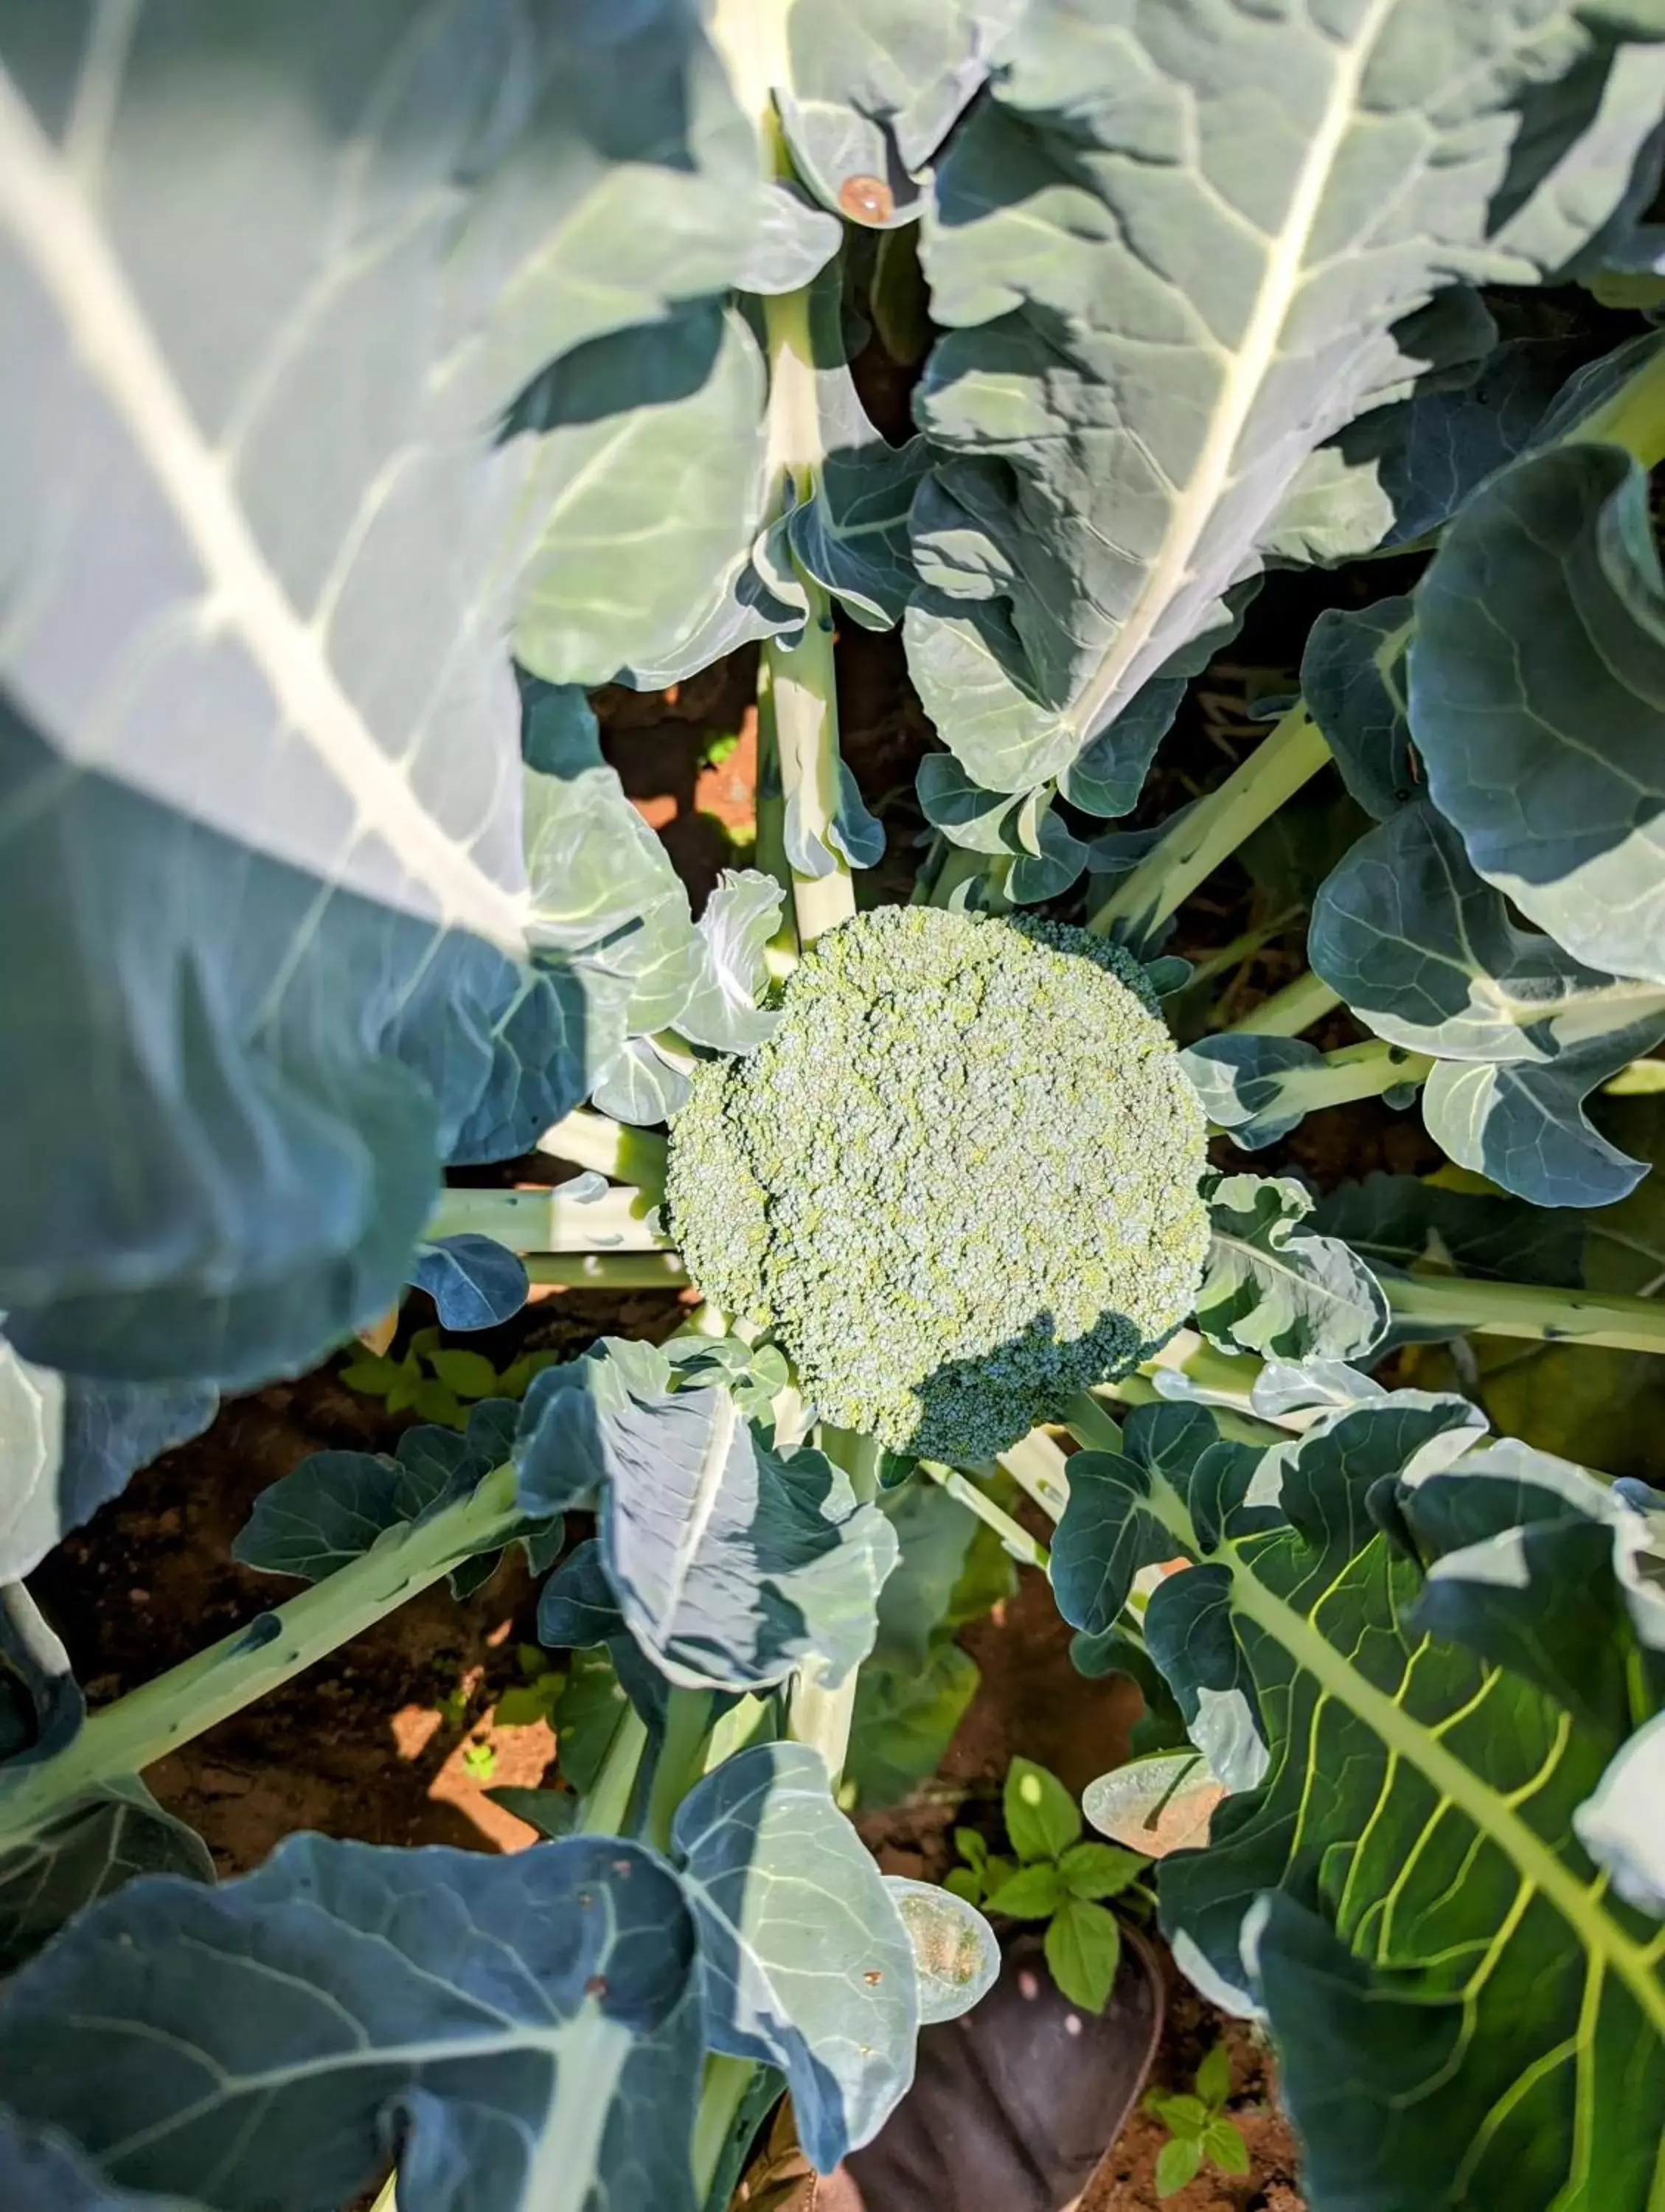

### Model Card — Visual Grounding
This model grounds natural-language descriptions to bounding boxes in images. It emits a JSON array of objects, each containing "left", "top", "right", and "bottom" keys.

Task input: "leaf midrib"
[
  {"left": 1226, "top": 1562, "right": 1665, "bottom": 2035},
  {"left": 0, "top": 68, "right": 529, "bottom": 953},
  {"left": 1066, "top": 0, "right": 1399, "bottom": 742}
]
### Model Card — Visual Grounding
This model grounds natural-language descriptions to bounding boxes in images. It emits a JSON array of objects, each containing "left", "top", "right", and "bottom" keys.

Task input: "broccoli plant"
[{"left": 3, "top": 5, "right": 1665, "bottom": 2212}]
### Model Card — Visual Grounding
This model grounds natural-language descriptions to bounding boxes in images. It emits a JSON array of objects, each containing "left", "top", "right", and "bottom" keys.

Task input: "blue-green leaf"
[
  {"left": 234, "top": 1400, "right": 521, "bottom": 1583},
  {"left": 1412, "top": 441, "right": 1665, "bottom": 990},
  {"left": 1312, "top": 799, "right": 1665, "bottom": 1206},
  {"left": 409, "top": 1235, "right": 529, "bottom": 1331},
  {"left": 0, "top": 1, "right": 762, "bottom": 1402},
  {"left": 0, "top": 1834, "right": 704, "bottom": 2212},
  {"left": 518, "top": 1353, "right": 896, "bottom": 1693},
  {"left": 0, "top": 1778, "right": 213, "bottom": 1977},
  {"left": 0, "top": 1343, "right": 215, "bottom": 1581},
  {"left": 1195, "top": 1175, "right": 1388, "bottom": 1366},
  {"left": 0, "top": 2112, "right": 200, "bottom": 2212},
  {"left": 677, "top": 871, "right": 784, "bottom": 1055},
  {"left": 1125, "top": 1400, "right": 1665, "bottom": 2211},
  {"left": 886, "top": 1877, "right": 1001, "bottom": 2024},
  {"left": 673, "top": 1741, "right": 917, "bottom": 2168},
  {"left": 906, "top": 0, "right": 1665, "bottom": 799}
]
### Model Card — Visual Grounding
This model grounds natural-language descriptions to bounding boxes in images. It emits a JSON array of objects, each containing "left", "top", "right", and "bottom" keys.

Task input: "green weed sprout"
[
  {"left": 1146, "top": 2044, "right": 1251, "bottom": 2198},
  {"left": 664, "top": 905, "right": 1209, "bottom": 1461}
]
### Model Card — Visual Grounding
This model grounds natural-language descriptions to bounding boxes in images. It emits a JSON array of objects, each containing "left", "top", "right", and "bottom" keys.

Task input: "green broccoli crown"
[{"left": 664, "top": 905, "right": 1209, "bottom": 1461}]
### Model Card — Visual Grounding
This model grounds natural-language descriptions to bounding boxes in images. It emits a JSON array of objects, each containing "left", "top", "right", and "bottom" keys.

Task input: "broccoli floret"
[{"left": 664, "top": 905, "right": 1209, "bottom": 1461}]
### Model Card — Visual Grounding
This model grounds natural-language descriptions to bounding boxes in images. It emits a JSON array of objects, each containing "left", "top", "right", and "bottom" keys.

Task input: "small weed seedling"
[
  {"left": 1146, "top": 2045, "right": 1251, "bottom": 2199},
  {"left": 340, "top": 1327, "right": 566, "bottom": 1431},
  {"left": 948, "top": 1758, "right": 1147, "bottom": 2012}
]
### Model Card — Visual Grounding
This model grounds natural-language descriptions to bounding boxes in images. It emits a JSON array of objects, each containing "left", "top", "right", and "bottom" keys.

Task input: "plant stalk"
[
  {"left": 995, "top": 1429, "right": 1071, "bottom": 1523},
  {"left": 1207, "top": 1040, "right": 1433, "bottom": 1141},
  {"left": 785, "top": 1427, "right": 880, "bottom": 1781},
  {"left": 574, "top": 1706, "right": 652, "bottom": 1837},
  {"left": 920, "top": 1461, "right": 1051, "bottom": 1571},
  {"left": 1088, "top": 706, "right": 1332, "bottom": 942},
  {"left": 426, "top": 1185, "right": 668, "bottom": 1254},
  {"left": 537, "top": 1109, "right": 668, "bottom": 1199},
  {"left": 1383, "top": 1276, "right": 1665, "bottom": 1354},
  {"left": 642, "top": 1689, "right": 715, "bottom": 1855},
  {"left": 522, "top": 1253, "right": 690, "bottom": 1289},
  {"left": 692, "top": 2054, "right": 763, "bottom": 2205},
  {"left": 1226, "top": 970, "right": 1343, "bottom": 1037},
  {"left": 0, "top": 1464, "right": 525, "bottom": 1845}
]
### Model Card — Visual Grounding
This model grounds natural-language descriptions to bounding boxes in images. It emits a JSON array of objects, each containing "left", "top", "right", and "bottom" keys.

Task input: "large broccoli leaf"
[
  {"left": 515, "top": 1342, "right": 897, "bottom": 1694},
  {"left": 1311, "top": 797, "right": 1665, "bottom": 1206},
  {"left": 906, "top": 0, "right": 1665, "bottom": 800},
  {"left": 1056, "top": 1390, "right": 1665, "bottom": 2211},
  {"left": 0, "top": 2112, "right": 200, "bottom": 2212},
  {"left": 672, "top": 1742, "right": 918, "bottom": 2170},
  {"left": 0, "top": 1833, "right": 705, "bottom": 2212},
  {"left": 0, "top": 1, "right": 762, "bottom": 1403},
  {"left": 1412, "top": 439, "right": 1665, "bottom": 990}
]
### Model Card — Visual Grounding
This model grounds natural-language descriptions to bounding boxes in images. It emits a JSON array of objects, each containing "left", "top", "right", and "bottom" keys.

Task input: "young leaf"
[
  {"left": 1057, "top": 1840, "right": 1145, "bottom": 1903},
  {"left": 1195, "top": 2043, "right": 1232, "bottom": 2110},
  {"left": 427, "top": 1348, "right": 504, "bottom": 1402},
  {"left": 1195, "top": 1173, "right": 1388, "bottom": 1365},
  {"left": 944, "top": 1867, "right": 985, "bottom": 1908},
  {"left": 1154, "top": 2135, "right": 1205, "bottom": 2199},
  {"left": 1205, "top": 2119, "right": 1252, "bottom": 2177},
  {"left": 1148, "top": 2094, "right": 1210, "bottom": 2137},
  {"left": 983, "top": 1863, "right": 1068, "bottom": 1921},
  {"left": 672, "top": 1742, "right": 917, "bottom": 2171},
  {"left": 336, "top": 1354, "right": 403, "bottom": 1396},
  {"left": 1043, "top": 1896, "right": 1122, "bottom": 2016},
  {"left": 954, "top": 1826, "right": 989, "bottom": 1874},
  {"left": 1003, "top": 1756, "right": 1082, "bottom": 1863},
  {"left": 409, "top": 1237, "right": 529, "bottom": 1333},
  {"left": 885, "top": 1876, "right": 1001, "bottom": 2025},
  {"left": 0, "top": 1834, "right": 704, "bottom": 2211}
]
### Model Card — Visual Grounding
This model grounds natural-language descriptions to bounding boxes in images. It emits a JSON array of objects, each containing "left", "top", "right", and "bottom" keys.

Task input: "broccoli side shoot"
[{"left": 665, "top": 905, "right": 1209, "bottom": 1461}]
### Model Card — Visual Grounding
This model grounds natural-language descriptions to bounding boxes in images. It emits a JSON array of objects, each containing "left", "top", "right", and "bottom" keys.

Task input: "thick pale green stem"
[
  {"left": 1226, "top": 970, "right": 1343, "bottom": 1037},
  {"left": 574, "top": 1706, "right": 651, "bottom": 1837},
  {"left": 920, "top": 1461, "right": 1051, "bottom": 1571},
  {"left": 1383, "top": 1276, "right": 1665, "bottom": 1354},
  {"left": 1088, "top": 707, "right": 1331, "bottom": 941},
  {"left": 523, "top": 1253, "right": 690, "bottom": 1290},
  {"left": 996, "top": 1428, "right": 1071, "bottom": 1522},
  {"left": 0, "top": 1465, "right": 524, "bottom": 1844},
  {"left": 692, "top": 2054, "right": 762, "bottom": 2205},
  {"left": 786, "top": 1427, "right": 879, "bottom": 1778},
  {"left": 1206, "top": 1041, "right": 1433, "bottom": 1141},
  {"left": 537, "top": 1109, "right": 667, "bottom": 1199},
  {"left": 1062, "top": 1389, "right": 1126, "bottom": 1455},
  {"left": 428, "top": 1185, "right": 669, "bottom": 1254},
  {"left": 642, "top": 1690, "right": 715, "bottom": 1855}
]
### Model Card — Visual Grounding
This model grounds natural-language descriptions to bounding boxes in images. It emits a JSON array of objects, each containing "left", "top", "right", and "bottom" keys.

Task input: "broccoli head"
[{"left": 664, "top": 905, "right": 1209, "bottom": 1461}]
